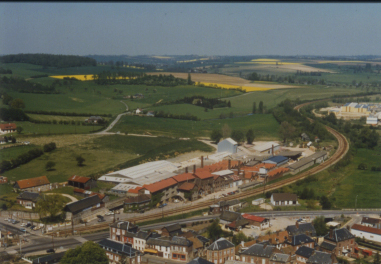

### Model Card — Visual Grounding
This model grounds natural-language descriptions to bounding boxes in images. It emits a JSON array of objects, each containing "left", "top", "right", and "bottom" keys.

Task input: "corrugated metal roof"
[{"left": 253, "top": 142, "right": 280, "bottom": 152}]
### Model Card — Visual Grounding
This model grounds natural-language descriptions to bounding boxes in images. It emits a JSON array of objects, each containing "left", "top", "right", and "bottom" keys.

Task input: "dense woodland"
[{"left": 0, "top": 54, "right": 96, "bottom": 68}]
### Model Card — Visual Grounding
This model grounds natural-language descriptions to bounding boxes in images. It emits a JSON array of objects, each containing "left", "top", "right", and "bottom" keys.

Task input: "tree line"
[
  {"left": 0, "top": 67, "right": 12, "bottom": 74},
  {"left": 25, "top": 110, "right": 112, "bottom": 117},
  {"left": 0, "top": 53, "right": 96, "bottom": 68},
  {"left": 154, "top": 111, "right": 200, "bottom": 121},
  {"left": 1, "top": 76, "right": 58, "bottom": 94},
  {"left": 211, "top": 124, "right": 255, "bottom": 145},
  {"left": 155, "top": 95, "right": 231, "bottom": 109}
]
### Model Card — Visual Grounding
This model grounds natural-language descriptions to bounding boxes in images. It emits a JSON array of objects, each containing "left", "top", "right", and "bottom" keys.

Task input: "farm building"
[
  {"left": 0, "top": 176, "right": 8, "bottom": 184},
  {"left": 263, "top": 156, "right": 289, "bottom": 166},
  {"left": 68, "top": 175, "right": 97, "bottom": 190},
  {"left": 0, "top": 123, "right": 17, "bottom": 133},
  {"left": 253, "top": 142, "right": 280, "bottom": 155},
  {"left": 366, "top": 115, "right": 378, "bottom": 125},
  {"left": 73, "top": 188, "right": 109, "bottom": 202},
  {"left": 98, "top": 160, "right": 178, "bottom": 186},
  {"left": 14, "top": 176, "right": 51, "bottom": 192},
  {"left": 361, "top": 217, "right": 381, "bottom": 228},
  {"left": 287, "top": 151, "right": 328, "bottom": 174},
  {"left": 85, "top": 116, "right": 103, "bottom": 124},
  {"left": 64, "top": 195, "right": 107, "bottom": 224},
  {"left": 217, "top": 138, "right": 238, "bottom": 154},
  {"left": 17, "top": 192, "right": 40, "bottom": 209},
  {"left": 351, "top": 224, "right": 381, "bottom": 243},
  {"left": 271, "top": 193, "right": 298, "bottom": 206},
  {"left": 242, "top": 214, "right": 270, "bottom": 230},
  {"left": 278, "top": 151, "right": 303, "bottom": 161}
]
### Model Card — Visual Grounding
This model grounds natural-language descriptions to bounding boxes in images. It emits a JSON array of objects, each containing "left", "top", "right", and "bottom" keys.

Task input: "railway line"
[{"left": 48, "top": 101, "right": 349, "bottom": 237}]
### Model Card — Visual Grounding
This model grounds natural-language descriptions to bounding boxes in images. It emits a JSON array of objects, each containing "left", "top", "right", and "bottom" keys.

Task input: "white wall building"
[
  {"left": 217, "top": 138, "right": 238, "bottom": 154},
  {"left": 351, "top": 224, "right": 381, "bottom": 243}
]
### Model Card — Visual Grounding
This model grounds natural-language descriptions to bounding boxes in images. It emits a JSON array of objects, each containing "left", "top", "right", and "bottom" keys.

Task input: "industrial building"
[
  {"left": 252, "top": 142, "right": 280, "bottom": 155},
  {"left": 217, "top": 138, "right": 238, "bottom": 154},
  {"left": 287, "top": 151, "right": 328, "bottom": 174}
]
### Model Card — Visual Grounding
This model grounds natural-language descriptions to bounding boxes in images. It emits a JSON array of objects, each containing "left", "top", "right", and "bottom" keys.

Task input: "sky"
[{"left": 1, "top": 2, "right": 381, "bottom": 56}]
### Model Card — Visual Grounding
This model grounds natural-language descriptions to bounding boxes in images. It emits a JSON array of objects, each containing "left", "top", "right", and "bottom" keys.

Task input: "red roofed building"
[
  {"left": 172, "top": 173, "right": 195, "bottom": 184},
  {"left": 14, "top": 176, "right": 51, "bottom": 192},
  {"left": 127, "top": 186, "right": 144, "bottom": 197},
  {"left": 73, "top": 188, "right": 109, "bottom": 202},
  {"left": 193, "top": 168, "right": 215, "bottom": 195},
  {"left": 0, "top": 176, "right": 8, "bottom": 184},
  {"left": 242, "top": 213, "right": 270, "bottom": 230},
  {"left": 68, "top": 175, "right": 97, "bottom": 190},
  {"left": 141, "top": 178, "right": 178, "bottom": 204},
  {"left": 178, "top": 182, "right": 198, "bottom": 201},
  {"left": 351, "top": 224, "right": 381, "bottom": 243},
  {"left": 0, "top": 123, "right": 17, "bottom": 133}
]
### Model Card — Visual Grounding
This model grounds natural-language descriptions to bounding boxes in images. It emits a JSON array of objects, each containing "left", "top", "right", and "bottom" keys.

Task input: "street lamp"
[{"left": 355, "top": 195, "right": 358, "bottom": 211}]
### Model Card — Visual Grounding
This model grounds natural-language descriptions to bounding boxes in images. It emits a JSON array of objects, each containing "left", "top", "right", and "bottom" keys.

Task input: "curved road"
[{"left": 95, "top": 101, "right": 129, "bottom": 135}]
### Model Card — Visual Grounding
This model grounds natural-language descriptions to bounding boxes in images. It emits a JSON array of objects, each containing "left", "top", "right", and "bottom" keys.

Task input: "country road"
[{"left": 94, "top": 101, "right": 129, "bottom": 135}]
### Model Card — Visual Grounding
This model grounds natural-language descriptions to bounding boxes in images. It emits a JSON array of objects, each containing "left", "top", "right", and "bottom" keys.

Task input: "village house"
[
  {"left": 110, "top": 221, "right": 139, "bottom": 244},
  {"left": 68, "top": 175, "right": 97, "bottom": 190},
  {"left": 270, "top": 253, "right": 292, "bottom": 264},
  {"left": 271, "top": 193, "right": 298, "bottom": 206},
  {"left": 350, "top": 224, "right": 381, "bottom": 243},
  {"left": 360, "top": 217, "right": 381, "bottom": 228},
  {"left": 219, "top": 211, "right": 243, "bottom": 225},
  {"left": 256, "top": 230, "right": 289, "bottom": 250},
  {"left": 98, "top": 238, "right": 142, "bottom": 264},
  {"left": 145, "top": 236, "right": 193, "bottom": 261},
  {"left": 73, "top": 188, "right": 109, "bottom": 202},
  {"left": 141, "top": 177, "right": 178, "bottom": 204},
  {"left": 0, "top": 123, "right": 17, "bottom": 133},
  {"left": 188, "top": 257, "right": 214, "bottom": 264},
  {"left": 86, "top": 116, "right": 103, "bottom": 124},
  {"left": 320, "top": 228, "right": 355, "bottom": 257},
  {"left": 17, "top": 192, "right": 40, "bottom": 209},
  {"left": 242, "top": 214, "right": 270, "bottom": 230},
  {"left": 206, "top": 238, "right": 235, "bottom": 264},
  {"left": 240, "top": 243, "right": 279, "bottom": 264},
  {"left": 226, "top": 218, "right": 250, "bottom": 232},
  {"left": 209, "top": 199, "right": 242, "bottom": 214},
  {"left": 187, "top": 236, "right": 207, "bottom": 258},
  {"left": 133, "top": 231, "right": 160, "bottom": 252},
  {"left": 285, "top": 234, "right": 315, "bottom": 253},
  {"left": 0, "top": 176, "right": 8, "bottom": 184},
  {"left": 162, "top": 223, "right": 183, "bottom": 237},
  {"left": 124, "top": 194, "right": 151, "bottom": 210},
  {"left": 295, "top": 246, "right": 315, "bottom": 264},
  {"left": 14, "top": 176, "right": 51, "bottom": 192},
  {"left": 287, "top": 222, "right": 317, "bottom": 237},
  {"left": 64, "top": 195, "right": 106, "bottom": 224}
]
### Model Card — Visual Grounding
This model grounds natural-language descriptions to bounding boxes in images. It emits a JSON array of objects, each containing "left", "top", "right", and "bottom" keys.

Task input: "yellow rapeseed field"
[
  {"left": 199, "top": 82, "right": 272, "bottom": 92},
  {"left": 251, "top": 58, "right": 280, "bottom": 62},
  {"left": 50, "top": 75, "right": 135, "bottom": 81}
]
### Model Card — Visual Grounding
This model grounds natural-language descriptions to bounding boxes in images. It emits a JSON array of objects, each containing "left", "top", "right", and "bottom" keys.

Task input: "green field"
[
  {"left": 14, "top": 121, "right": 99, "bottom": 135},
  {"left": 27, "top": 114, "right": 107, "bottom": 122},
  {"left": 1, "top": 135, "right": 214, "bottom": 188},
  {"left": 0, "top": 144, "right": 41, "bottom": 160},
  {"left": 111, "top": 114, "right": 280, "bottom": 140}
]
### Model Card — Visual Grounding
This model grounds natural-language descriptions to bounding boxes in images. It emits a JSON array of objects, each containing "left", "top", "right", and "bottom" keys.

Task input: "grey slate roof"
[
  {"left": 207, "top": 238, "right": 235, "bottom": 251},
  {"left": 270, "top": 253, "right": 290, "bottom": 263},
  {"left": 197, "top": 235, "right": 210, "bottom": 245},
  {"left": 240, "top": 244, "right": 276, "bottom": 258},
  {"left": 272, "top": 193, "right": 298, "bottom": 202},
  {"left": 163, "top": 223, "right": 182, "bottom": 233},
  {"left": 135, "top": 231, "right": 150, "bottom": 240},
  {"left": 32, "top": 251, "right": 66, "bottom": 264},
  {"left": 287, "top": 223, "right": 317, "bottom": 236},
  {"left": 64, "top": 195, "right": 102, "bottom": 214},
  {"left": 287, "top": 234, "right": 314, "bottom": 246},
  {"left": 98, "top": 238, "right": 141, "bottom": 257},
  {"left": 147, "top": 237, "right": 172, "bottom": 247},
  {"left": 295, "top": 246, "right": 315, "bottom": 258},
  {"left": 324, "top": 228, "right": 355, "bottom": 242},
  {"left": 187, "top": 257, "right": 214, "bottom": 264},
  {"left": 172, "top": 236, "right": 193, "bottom": 247},
  {"left": 307, "top": 251, "right": 333, "bottom": 264},
  {"left": 110, "top": 221, "right": 138, "bottom": 232},
  {"left": 220, "top": 211, "right": 243, "bottom": 222},
  {"left": 17, "top": 192, "right": 40, "bottom": 202},
  {"left": 319, "top": 242, "right": 336, "bottom": 251}
]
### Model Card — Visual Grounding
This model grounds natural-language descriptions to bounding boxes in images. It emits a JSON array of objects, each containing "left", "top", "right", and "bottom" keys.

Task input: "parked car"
[
  {"left": 20, "top": 228, "right": 26, "bottom": 233},
  {"left": 21, "top": 223, "right": 27, "bottom": 227},
  {"left": 139, "top": 209, "right": 145, "bottom": 214},
  {"left": 98, "top": 218, "right": 106, "bottom": 222},
  {"left": 26, "top": 223, "right": 31, "bottom": 228},
  {"left": 29, "top": 225, "right": 36, "bottom": 230},
  {"left": 46, "top": 248, "right": 55, "bottom": 253},
  {"left": 12, "top": 220, "right": 19, "bottom": 225},
  {"left": 158, "top": 203, "right": 167, "bottom": 208}
]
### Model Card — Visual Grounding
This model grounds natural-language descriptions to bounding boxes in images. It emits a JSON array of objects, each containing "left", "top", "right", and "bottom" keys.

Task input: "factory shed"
[{"left": 217, "top": 138, "right": 238, "bottom": 154}]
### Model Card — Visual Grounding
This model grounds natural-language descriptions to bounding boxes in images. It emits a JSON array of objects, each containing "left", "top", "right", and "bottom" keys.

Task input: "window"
[
  {"left": 173, "top": 254, "right": 178, "bottom": 258},
  {"left": 181, "top": 255, "right": 185, "bottom": 260}
]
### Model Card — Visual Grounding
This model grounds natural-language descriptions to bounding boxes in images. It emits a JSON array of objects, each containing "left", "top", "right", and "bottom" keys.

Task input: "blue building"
[
  {"left": 263, "top": 156, "right": 288, "bottom": 166},
  {"left": 217, "top": 138, "right": 238, "bottom": 154}
]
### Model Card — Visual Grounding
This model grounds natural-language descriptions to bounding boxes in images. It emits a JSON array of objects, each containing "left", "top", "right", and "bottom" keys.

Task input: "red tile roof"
[
  {"left": 73, "top": 188, "right": 106, "bottom": 200},
  {"left": 193, "top": 168, "right": 214, "bottom": 179},
  {"left": 268, "top": 167, "right": 289, "bottom": 177},
  {"left": 16, "top": 176, "right": 50, "bottom": 189},
  {"left": 242, "top": 213, "right": 266, "bottom": 223},
  {"left": 172, "top": 173, "right": 195, "bottom": 183},
  {"left": 0, "top": 123, "right": 16, "bottom": 130},
  {"left": 178, "top": 182, "right": 196, "bottom": 191},
  {"left": 230, "top": 175, "right": 241, "bottom": 181},
  {"left": 127, "top": 186, "right": 143, "bottom": 194},
  {"left": 68, "top": 175, "right": 91, "bottom": 183},
  {"left": 143, "top": 178, "right": 177, "bottom": 193},
  {"left": 352, "top": 224, "right": 381, "bottom": 235}
]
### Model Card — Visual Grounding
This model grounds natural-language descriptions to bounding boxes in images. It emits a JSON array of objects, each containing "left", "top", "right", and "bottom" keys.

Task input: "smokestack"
[
  {"left": 185, "top": 167, "right": 188, "bottom": 173},
  {"left": 201, "top": 156, "right": 204, "bottom": 168},
  {"left": 193, "top": 164, "right": 196, "bottom": 174},
  {"left": 228, "top": 160, "right": 231, "bottom": 169},
  {"left": 329, "top": 229, "right": 333, "bottom": 239},
  {"left": 272, "top": 145, "right": 274, "bottom": 156},
  {"left": 296, "top": 221, "right": 299, "bottom": 229}
]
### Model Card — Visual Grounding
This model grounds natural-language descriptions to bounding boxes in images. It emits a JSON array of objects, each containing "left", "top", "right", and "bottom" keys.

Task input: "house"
[
  {"left": 217, "top": 138, "right": 238, "bottom": 154},
  {"left": 0, "top": 176, "right": 8, "bottom": 184},
  {"left": 307, "top": 251, "right": 337, "bottom": 264},
  {"left": 219, "top": 211, "right": 243, "bottom": 225},
  {"left": 86, "top": 116, "right": 104, "bottom": 124},
  {"left": 255, "top": 230, "right": 289, "bottom": 249},
  {"left": 64, "top": 195, "right": 106, "bottom": 224},
  {"left": 295, "top": 246, "right": 315, "bottom": 264},
  {"left": 98, "top": 238, "right": 142, "bottom": 264},
  {"left": 271, "top": 193, "right": 298, "bottom": 206},
  {"left": 188, "top": 257, "right": 214, "bottom": 264},
  {"left": 0, "top": 123, "right": 17, "bottom": 133},
  {"left": 321, "top": 228, "right": 355, "bottom": 257},
  {"left": 360, "top": 217, "right": 381, "bottom": 228},
  {"left": 147, "top": 111, "right": 155, "bottom": 117},
  {"left": 263, "top": 156, "right": 289, "bottom": 167},
  {"left": 226, "top": 218, "right": 250, "bottom": 232},
  {"left": 301, "top": 133, "right": 310, "bottom": 142},
  {"left": 230, "top": 174, "right": 243, "bottom": 187},
  {"left": 73, "top": 188, "right": 109, "bottom": 203},
  {"left": 350, "top": 224, "right": 381, "bottom": 243},
  {"left": 68, "top": 175, "right": 97, "bottom": 190},
  {"left": 178, "top": 182, "right": 199, "bottom": 201},
  {"left": 287, "top": 222, "right": 317, "bottom": 237},
  {"left": 14, "top": 176, "right": 51, "bottom": 192},
  {"left": 242, "top": 214, "right": 270, "bottom": 230},
  {"left": 133, "top": 231, "right": 160, "bottom": 252},
  {"left": 285, "top": 234, "right": 315, "bottom": 253},
  {"left": 145, "top": 236, "right": 193, "bottom": 261},
  {"left": 253, "top": 142, "right": 280, "bottom": 155},
  {"left": 240, "top": 243, "right": 278, "bottom": 264},
  {"left": 135, "top": 108, "right": 143, "bottom": 114},
  {"left": 162, "top": 223, "right": 183, "bottom": 237},
  {"left": 141, "top": 177, "right": 178, "bottom": 204},
  {"left": 17, "top": 192, "right": 40, "bottom": 209},
  {"left": 206, "top": 238, "right": 235, "bottom": 264},
  {"left": 212, "top": 170, "right": 234, "bottom": 191},
  {"left": 124, "top": 194, "right": 151, "bottom": 210},
  {"left": 110, "top": 221, "right": 139, "bottom": 244},
  {"left": 187, "top": 236, "right": 207, "bottom": 258},
  {"left": 270, "top": 253, "right": 292, "bottom": 264},
  {"left": 209, "top": 199, "right": 242, "bottom": 214}
]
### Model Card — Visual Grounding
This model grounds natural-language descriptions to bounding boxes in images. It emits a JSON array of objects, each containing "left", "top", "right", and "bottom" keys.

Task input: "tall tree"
[
  {"left": 207, "top": 219, "right": 223, "bottom": 241},
  {"left": 279, "top": 121, "right": 296, "bottom": 143},
  {"left": 313, "top": 216, "right": 329, "bottom": 236},
  {"left": 246, "top": 129, "right": 255, "bottom": 144},
  {"left": 258, "top": 101, "right": 264, "bottom": 114},
  {"left": 76, "top": 155, "right": 85, "bottom": 166},
  {"left": 35, "top": 194, "right": 66, "bottom": 221},
  {"left": 10, "top": 98, "right": 25, "bottom": 109},
  {"left": 45, "top": 161, "right": 56, "bottom": 171},
  {"left": 187, "top": 73, "right": 192, "bottom": 85},
  {"left": 211, "top": 129, "right": 223, "bottom": 144},
  {"left": 60, "top": 241, "right": 108, "bottom": 264},
  {"left": 222, "top": 124, "right": 232, "bottom": 138},
  {"left": 252, "top": 102, "right": 256, "bottom": 114},
  {"left": 231, "top": 130, "right": 245, "bottom": 143}
]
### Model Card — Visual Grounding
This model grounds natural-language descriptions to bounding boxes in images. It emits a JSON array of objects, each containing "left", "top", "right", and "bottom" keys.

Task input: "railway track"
[{"left": 49, "top": 101, "right": 349, "bottom": 237}]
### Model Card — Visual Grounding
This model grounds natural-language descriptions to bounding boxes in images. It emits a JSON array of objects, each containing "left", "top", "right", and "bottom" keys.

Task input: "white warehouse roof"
[
  {"left": 222, "top": 138, "right": 237, "bottom": 145},
  {"left": 211, "top": 170, "right": 234, "bottom": 176},
  {"left": 253, "top": 142, "right": 280, "bottom": 152}
]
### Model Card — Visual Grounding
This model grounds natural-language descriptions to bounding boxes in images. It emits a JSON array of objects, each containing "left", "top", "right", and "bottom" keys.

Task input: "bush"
[
  {"left": 357, "top": 163, "right": 367, "bottom": 170},
  {"left": 43, "top": 142, "right": 57, "bottom": 152}
]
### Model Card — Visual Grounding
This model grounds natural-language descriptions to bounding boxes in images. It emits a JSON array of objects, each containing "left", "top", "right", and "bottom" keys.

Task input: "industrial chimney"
[{"left": 201, "top": 156, "right": 204, "bottom": 168}]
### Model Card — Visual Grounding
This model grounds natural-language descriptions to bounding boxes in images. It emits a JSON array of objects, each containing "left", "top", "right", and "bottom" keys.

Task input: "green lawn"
[
  {"left": 27, "top": 114, "right": 110, "bottom": 122},
  {"left": 15, "top": 121, "right": 100, "bottom": 135},
  {"left": 0, "top": 144, "right": 41, "bottom": 160},
  {"left": 111, "top": 114, "right": 280, "bottom": 140}
]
